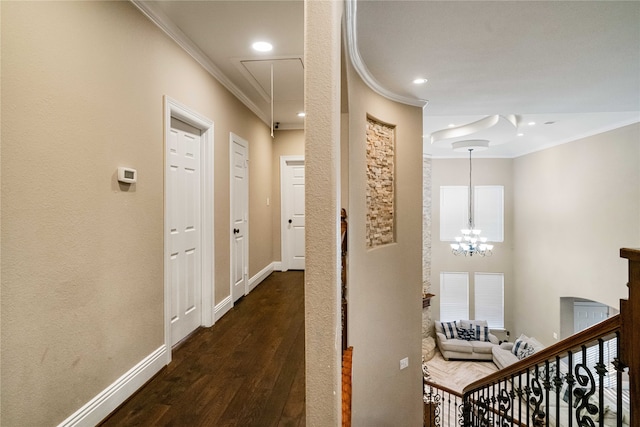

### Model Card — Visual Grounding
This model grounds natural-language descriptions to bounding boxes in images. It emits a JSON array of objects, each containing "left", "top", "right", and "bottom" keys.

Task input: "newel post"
[{"left": 620, "top": 248, "right": 640, "bottom": 424}]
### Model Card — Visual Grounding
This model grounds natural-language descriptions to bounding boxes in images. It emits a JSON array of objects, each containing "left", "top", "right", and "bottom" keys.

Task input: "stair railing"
[{"left": 457, "top": 247, "right": 638, "bottom": 427}]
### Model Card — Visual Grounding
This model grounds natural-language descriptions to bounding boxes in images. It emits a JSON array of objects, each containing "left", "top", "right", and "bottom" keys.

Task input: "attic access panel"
[{"left": 239, "top": 58, "right": 304, "bottom": 103}]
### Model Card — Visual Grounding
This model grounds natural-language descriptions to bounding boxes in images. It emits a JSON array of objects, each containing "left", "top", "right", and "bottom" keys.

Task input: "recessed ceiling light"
[
  {"left": 413, "top": 78, "right": 428, "bottom": 84},
  {"left": 517, "top": 133, "right": 524, "bottom": 137},
  {"left": 252, "top": 41, "right": 273, "bottom": 52},
  {"left": 448, "top": 123, "right": 456, "bottom": 128},
  {"left": 528, "top": 121, "right": 536, "bottom": 126},
  {"left": 297, "top": 112, "right": 306, "bottom": 117}
]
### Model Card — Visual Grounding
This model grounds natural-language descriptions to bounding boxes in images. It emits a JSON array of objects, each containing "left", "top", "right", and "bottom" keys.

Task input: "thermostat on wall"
[{"left": 117, "top": 167, "right": 137, "bottom": 184}]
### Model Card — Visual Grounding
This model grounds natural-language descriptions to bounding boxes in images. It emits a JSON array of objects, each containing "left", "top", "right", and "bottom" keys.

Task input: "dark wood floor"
[{"left": 100, "top": 271, "right": 305, "bottom": 427}]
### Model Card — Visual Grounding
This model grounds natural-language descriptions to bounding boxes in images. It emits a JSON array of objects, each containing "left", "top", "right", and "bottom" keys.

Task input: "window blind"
[
  {"left": 474, "top": 273, "right": 504, "bottom": 329},
  {"left": 474, "top": 186, "right": 504, "bottom": 242},
  {"left": 440, "top": 272, "right": 469, "bottom": 321},
  {"left": 440, "top": 186, "right": 468, "bottom": 241}
]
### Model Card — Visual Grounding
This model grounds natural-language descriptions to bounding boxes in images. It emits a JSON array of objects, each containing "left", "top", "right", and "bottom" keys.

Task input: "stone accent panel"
[
  {"left": 366, "top": 117, "right": 395, "bottom": 248},
  {"left": 422, "top": 155, "right": 433, "bottom": 338}
]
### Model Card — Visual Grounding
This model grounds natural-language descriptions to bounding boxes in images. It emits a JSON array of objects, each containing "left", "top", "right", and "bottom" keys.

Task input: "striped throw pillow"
[
  {"left": 470, "top": 323, "right": 490, "bottom": 342},
  {"left": 440, "top": 321, "right": 458, "bottom": 339},
  {"left": 512, "top": 338, "right": 528, "bottom": 356}
]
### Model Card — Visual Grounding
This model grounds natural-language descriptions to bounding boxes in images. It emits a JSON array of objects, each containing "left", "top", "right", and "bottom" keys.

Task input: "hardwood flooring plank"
[{"left": 99, "top": 271, "right": 305, "bottom": 427}]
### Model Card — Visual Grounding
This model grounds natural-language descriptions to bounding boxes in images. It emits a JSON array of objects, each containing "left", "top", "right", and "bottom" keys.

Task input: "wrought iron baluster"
[
  {"left": 516, "top": 372, "right": 523, "bottom": 426},
  {"left": 530, "top": 364, "right": 545, "bottom": 426},
  {"left": 497, "top": 380, "right": 511, "bottom": 427},
  {"left": 566, "top": 351, "right": 575, "bottom": 427},
  {"left": 508, "top": 374, "right": 516, "bottom": 427},
  {"left": 612, "top": 331, "right": 626, "bottom": 427},
  {"left": 554, "top": 356, "right": 563, "bottom": 427},
  {"left": 595, "top": 338, "right": 606, "bottom": 427},
  {"left": 524, "top": 368, "right": 531, "bottom": 425},
  {"left": 574, "top": 345, "right": 598, "bottom": 426}
]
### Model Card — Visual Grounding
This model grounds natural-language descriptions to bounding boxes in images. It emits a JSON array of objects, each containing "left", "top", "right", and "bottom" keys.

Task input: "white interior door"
[
  {"left": 230, "top": 134, "right": 248, "bottom": 302},
  {"left": 574, "top": 301, "right": 609, "bottom": 332},
  {"left": 168, "top": 117, "right": 202, "bottom": 347},
  {"left": 281, "top": 156, "right": 305, "bottom": 270}
]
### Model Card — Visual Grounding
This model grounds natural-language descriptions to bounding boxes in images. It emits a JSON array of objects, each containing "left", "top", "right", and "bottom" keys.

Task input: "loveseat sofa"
[
  {"left": 434, "top": 319, "right": 499, "bottom": 361},
  {"left": 491, "top": 333, "right": 544, "bottom": 369}
]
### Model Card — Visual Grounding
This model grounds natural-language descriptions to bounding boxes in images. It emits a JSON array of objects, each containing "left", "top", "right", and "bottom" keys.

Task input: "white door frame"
[
  {"left": 280, "top": 155, "right": 304, "bottom": 271},
  {"left": 164, "top": 96, "right": 214, "bottom": 364},
  {"left": 229, "top": 133, "right": 249, "bottom": 302}
]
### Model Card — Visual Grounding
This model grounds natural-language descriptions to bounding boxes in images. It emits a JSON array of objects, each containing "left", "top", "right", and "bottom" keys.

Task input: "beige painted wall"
[
  {"left": 346, "top": 60, "right": 423, "bottom": 425},
  {"left": 1, "top": 2, "right": 274, "bottom": 424},
  {"left": 430, "top": 158, "right": 514, "bottom": 340},
  {"left": 271, "top": 129, "right": 304, "bottom": 263},
  {"left": 512, "top": 123, "right": 640, "bottom": 345}
]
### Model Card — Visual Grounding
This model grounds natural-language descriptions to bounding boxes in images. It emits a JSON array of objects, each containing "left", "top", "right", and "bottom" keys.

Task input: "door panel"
[
  {"left": 168, "top": 118, "right": 202, "bottom": 346},
  {"left": 231, "top": 135, "right": 248, "bottom": 302},
  {"left": 282, "top": 158, "right": 305, "bottom": 270},
  {"left": 574, "top": 301, "right": 608, "bottom": 333}
]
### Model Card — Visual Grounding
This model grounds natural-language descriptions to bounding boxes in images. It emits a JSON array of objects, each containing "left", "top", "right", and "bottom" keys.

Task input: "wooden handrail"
[
  {"left": 464, "top": 314, "right": 621, "bottom": 394},
  {"left": 424, "top": 380, "right": 463, "bottom": 399},
  {"left": 620, "top": 247, "right": 639, "bottom": 424}
]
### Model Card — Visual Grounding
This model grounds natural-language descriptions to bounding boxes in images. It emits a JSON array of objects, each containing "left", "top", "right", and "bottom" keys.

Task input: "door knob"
[
  {"left": 288, "top": 219, "right": 292, "bottom": 224},
  {"left": 233, "top": 228, "right": 240, "bottom": 234}
]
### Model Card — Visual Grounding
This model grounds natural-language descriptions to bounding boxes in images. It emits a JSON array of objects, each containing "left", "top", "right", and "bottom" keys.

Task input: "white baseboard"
[
  {"left": 57, "top": 345, "right": 167, "bottom": 427},
  {"left": 214, "top": 295, "right": 233, "bottom": 321},
  {"left": 273, "top": 261, "right": 283, "bottom": 271},
  {"left": 248, "top": 262, "right": 275, "bottom": 292}
]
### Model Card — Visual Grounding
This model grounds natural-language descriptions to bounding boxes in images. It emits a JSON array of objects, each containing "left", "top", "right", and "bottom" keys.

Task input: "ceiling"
[{"left": 135, "top": 0, "right": 640, "bottom": 158}]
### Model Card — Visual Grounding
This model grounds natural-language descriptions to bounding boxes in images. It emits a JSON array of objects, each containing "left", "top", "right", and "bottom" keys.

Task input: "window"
[
  {"left": 440, "top": 185, "right": 504, "bottom": 242},
  {"left": 474, "top": 186, "right": 504, "bottom": 242},
  {"left": 474, "top": 273, "right": 504, "bottom": 329},
  {"left": 440, "top": 272, "right": 469, "bottom": 321},
  {"left": 440, "top": 186, "right": 468, "bottom": 241}
]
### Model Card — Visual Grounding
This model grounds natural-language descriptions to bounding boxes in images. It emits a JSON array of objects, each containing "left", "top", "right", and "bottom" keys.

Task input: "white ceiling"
[
  {"left": 136, "top": 0, "right": 640, "bottom": 157},
  {"left": 136, "top": 0, "right": 305, "bottom": 130}
]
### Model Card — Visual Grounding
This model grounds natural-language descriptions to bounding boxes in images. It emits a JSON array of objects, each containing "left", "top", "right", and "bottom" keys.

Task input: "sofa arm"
[
  {"left": 500, "top": 342, "right": 514, "bottom": 351},
  {"left": 436, "top": 332, "right": 447, "bottom": 344}
]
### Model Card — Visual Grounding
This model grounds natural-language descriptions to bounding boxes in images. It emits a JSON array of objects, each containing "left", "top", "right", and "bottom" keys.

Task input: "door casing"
[
  {"left": 229, "top": 133, "right": 249, "bottom": 303},
  {"left": 164, "top": 96, "right": 214, "bottom": 364},
  {"left": 280, "top": 155, "right": 305, "bottom": 271}
]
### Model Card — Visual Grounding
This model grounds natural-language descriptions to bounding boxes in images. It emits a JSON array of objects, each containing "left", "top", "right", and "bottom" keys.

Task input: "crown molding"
[
  {"left": 344, "top": 0, "right": 428, "bottom": 109},
  {"left": 131, "top": 1, "right": 269, "bottom": 125}
]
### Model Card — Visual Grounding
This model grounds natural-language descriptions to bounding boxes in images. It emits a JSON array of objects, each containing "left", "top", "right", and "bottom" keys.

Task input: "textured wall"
[
  {"left": 1, "top": 2, "right": 273, "bottom": 424},
  {"left": 304, "top": 1, "right": 342, "bottom": 425}
]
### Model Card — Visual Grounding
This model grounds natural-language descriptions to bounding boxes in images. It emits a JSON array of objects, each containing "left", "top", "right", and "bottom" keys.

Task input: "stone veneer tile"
[{"left": 366, "top": 118, "right": 395, "bottom": 248}]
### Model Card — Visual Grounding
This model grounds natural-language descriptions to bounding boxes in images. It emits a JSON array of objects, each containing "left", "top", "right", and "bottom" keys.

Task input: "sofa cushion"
[
  {"left": 439, "top": 339, "right": 473, "bottom": 353},
  {"left": 492, "top": 345, "right": 519, "bottom": 369},
  {"left": 459, "top": 319, "right": 487, "bottom": 329},
  {"left": 440, "top": 321, "right": 459, "bottom": 339},
  {"left": 470, "top": 341, "right": 495, "bottom": 354}
]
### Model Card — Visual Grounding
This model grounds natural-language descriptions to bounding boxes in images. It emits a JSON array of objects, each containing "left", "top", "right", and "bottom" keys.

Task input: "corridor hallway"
[{"left": 100, "top": 271, "right": 305, "bottom": 427}]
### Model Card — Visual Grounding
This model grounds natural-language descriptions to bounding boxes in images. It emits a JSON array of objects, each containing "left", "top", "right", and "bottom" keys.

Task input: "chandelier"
[{"left": 451, "top": 146, "right": 493, "bottom": 257}]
